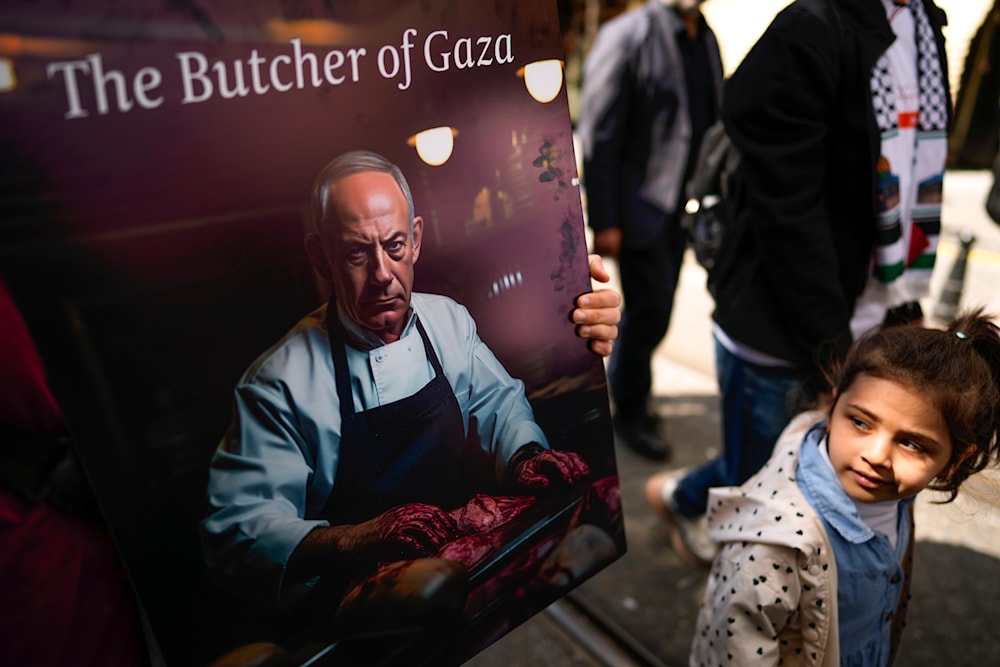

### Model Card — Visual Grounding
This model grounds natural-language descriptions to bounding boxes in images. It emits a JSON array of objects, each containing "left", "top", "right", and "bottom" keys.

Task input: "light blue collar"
[
  {"left": 798, "top": 422, "right": 912, "bottom": 544},
  {"left": 335, "top": 300, "right": 416, "bottom": 350}
]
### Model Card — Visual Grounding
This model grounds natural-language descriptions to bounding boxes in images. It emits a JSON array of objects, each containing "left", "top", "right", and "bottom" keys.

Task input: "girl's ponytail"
[{"left": 946, "top": 308, "right": 1000, "bottom": 467}]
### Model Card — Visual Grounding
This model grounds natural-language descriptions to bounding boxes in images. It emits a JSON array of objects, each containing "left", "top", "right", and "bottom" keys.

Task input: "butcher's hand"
[
  {"left": 355, "top": 503, "right": 459, "bottom": 560},
  {"left": 289, "top": 502, "right": 459, "bottom": 581},
  {"left": 514, "top": 450, "right": 590, "bottom": 490}
]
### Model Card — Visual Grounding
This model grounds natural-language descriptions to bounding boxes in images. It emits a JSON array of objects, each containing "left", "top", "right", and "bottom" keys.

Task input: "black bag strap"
[{"left": 684, "top": 119, "right": 740, "bottom": 206}]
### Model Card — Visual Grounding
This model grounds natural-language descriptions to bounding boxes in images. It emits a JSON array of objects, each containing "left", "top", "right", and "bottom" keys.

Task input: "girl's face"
[{"left": 827, "top": 373, "right": 954, "bottom": 504}]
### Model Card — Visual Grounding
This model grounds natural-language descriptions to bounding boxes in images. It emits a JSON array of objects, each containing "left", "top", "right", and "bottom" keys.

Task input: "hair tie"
[{"left": 956, "top": 332, "right": 968, "bottom": 340}]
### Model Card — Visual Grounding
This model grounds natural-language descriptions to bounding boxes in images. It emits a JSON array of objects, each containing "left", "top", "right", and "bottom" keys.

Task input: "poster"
[{"left": 0, "top": 1, "right": 623, "bottom": 665}]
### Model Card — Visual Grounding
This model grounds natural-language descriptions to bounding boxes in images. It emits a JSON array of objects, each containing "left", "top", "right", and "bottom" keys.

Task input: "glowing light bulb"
[
  {"left": 0, "top": 58, "right": 16, "bottom": 92},
  {"left": 408, "top": 126, "right": 457, "bottom": 166},
  {"left": 521, "top": 59, "right": 563, "bottom": 103}
]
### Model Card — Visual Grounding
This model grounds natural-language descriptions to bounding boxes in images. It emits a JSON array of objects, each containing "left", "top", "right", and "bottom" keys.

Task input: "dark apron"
[{"left": 319, "top": 303, "right": 496, "bottom": 526}]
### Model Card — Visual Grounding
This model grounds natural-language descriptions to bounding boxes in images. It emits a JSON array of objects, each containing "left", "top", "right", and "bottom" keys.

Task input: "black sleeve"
[{"left": 721, "top": 7, "right": 854, "bottom": 362}]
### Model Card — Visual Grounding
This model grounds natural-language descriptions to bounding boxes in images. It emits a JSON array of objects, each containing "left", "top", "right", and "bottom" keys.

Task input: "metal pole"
[{"left": 932, "top": 231, "right": 977, "bottom": 322}]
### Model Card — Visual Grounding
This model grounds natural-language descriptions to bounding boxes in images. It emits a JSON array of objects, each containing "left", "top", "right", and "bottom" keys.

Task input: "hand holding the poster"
[
  {"left": 573, "top": 254, "right": 621, "bottom": 357},
  {"left": 512, "top": 448, "right": 591, "bottom": 490}
]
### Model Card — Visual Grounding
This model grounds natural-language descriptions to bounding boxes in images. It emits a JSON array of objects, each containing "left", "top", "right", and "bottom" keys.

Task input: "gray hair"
[{"left": 310, "top": 150, "right": 416, "bottom": 239}]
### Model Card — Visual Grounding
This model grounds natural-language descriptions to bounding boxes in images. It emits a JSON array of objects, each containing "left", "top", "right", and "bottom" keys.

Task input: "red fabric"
[
  {"left": 907, "top": 222, "right": 930, "bottom": 266},
  {"left": 0, "top": 278, "right": 145, "bottom": 666},
  {"left": 898, "top": 111, "right": 919, "bottom": 129},
  {"left": 0, "top": 489, "right": 146, "bottom": 667},
  {"left": 0, "top": 279, "right": 65, "bottom": 438}
]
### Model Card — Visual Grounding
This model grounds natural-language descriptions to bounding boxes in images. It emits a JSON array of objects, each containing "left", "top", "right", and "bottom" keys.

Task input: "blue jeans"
[{"left": 673, "top": 337, "right": 801, "bottom": 518}]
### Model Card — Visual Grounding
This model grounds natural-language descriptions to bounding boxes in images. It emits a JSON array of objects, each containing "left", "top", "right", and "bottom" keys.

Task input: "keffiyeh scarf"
[{"left": 869, "top": 0, "right": 947, "bottom": 298}]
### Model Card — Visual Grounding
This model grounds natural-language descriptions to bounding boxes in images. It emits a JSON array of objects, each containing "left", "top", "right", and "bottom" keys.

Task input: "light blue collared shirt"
[
  {"left": 201, "top": 292, "right": 548, "bottom": 605},
  {"left": 797, "top": 423, "right": 912, "bottom": 667}
]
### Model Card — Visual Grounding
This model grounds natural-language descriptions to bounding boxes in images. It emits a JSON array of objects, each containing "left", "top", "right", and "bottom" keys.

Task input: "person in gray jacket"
[{"left": 577, "top": 0, "right": 723, "bottom": 460}]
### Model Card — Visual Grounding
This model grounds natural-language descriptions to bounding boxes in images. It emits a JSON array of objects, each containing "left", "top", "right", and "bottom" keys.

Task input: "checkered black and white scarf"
[{"left": 868, "top": 0, "right": 947, "bottom": 296}]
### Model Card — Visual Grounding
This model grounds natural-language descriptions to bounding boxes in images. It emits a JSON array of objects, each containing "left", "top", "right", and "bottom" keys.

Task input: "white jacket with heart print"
[{"left": 689, "top": 411, "right": 840, "bottom": 667}]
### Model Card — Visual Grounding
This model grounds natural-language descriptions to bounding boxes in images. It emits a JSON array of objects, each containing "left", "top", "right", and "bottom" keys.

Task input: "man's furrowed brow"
[
  {"left": 380, "top": 230, "right": 409, "bottom": 245},
  {"left": 339, "top": 229, "right": 408, "bottom": 249}
]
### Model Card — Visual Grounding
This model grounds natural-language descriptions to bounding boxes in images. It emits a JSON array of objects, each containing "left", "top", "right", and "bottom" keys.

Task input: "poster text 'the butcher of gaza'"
[{"left": 45, "top": 29, "right": 516, "bottom": 120}]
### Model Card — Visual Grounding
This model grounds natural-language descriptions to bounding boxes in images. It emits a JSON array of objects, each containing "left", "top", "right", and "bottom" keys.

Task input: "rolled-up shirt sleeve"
[
  {"left": 417, "top": 295, "right": 549, "bottom": 480},
  {"left": 201, "top": 367, "right": 334, "bottom": 606},
  {"left": 468, "top": 335, "right": 549, "bottom": 480}
]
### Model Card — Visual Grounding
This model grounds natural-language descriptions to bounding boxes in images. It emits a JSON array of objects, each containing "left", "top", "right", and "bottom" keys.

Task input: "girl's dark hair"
[{"left": 826, "top": 308, "right": 1000, "bottom": 502}]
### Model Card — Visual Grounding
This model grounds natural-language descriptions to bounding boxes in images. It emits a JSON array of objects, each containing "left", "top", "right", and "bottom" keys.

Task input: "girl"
[{"left": 690, "top": 309, "right": 1000, "bottom": 667}]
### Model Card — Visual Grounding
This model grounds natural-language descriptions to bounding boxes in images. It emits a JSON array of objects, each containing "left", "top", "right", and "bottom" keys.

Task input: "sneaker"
[
  {"left": 612, "top": 411, "right": 671, "bottom": 461},
  {"left": 645, "top": 469, "right": 718, "bottom": 567}
]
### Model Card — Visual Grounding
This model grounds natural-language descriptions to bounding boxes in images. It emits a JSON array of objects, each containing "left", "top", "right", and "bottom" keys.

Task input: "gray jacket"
[{"left": 577, "top": 0, "right": 723, "bottom": 246}]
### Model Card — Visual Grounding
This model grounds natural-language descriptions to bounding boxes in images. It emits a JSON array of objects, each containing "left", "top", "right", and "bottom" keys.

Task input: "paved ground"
[{"left": 466, "top": 170, "right": 1000, "bottom": 666}]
